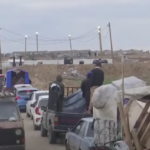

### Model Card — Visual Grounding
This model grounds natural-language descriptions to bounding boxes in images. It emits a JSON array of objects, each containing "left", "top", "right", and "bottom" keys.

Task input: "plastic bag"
[{"left": 114, "top": 141, "right": 130, "bottom": 150}]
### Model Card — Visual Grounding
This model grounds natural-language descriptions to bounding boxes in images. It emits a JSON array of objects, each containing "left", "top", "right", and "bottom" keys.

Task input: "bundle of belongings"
[
  {"left": 91, "top": 76, "right": 146, "bottom": 146},
  {"left": 48, "top": 83, "right": 86, "bottom": 113}
]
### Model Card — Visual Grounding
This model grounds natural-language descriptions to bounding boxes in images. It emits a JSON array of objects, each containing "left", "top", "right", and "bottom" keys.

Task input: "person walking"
[{"left": 81, "top": 71, "right": 92, "bottom": 111}]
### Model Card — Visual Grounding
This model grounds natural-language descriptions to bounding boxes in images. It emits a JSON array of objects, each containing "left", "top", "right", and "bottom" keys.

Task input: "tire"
[
  {"left": 48, "top": 125, "right": 57, "bottom": 144},
  {"left": 26, "top": 112, "right": 30, "bottom": 117},
  {"left": 65, "top": 140, "right": 70, "bottom": 150},
  {"left": 41, "top": 122, "right": 47, "bottom": 137},
  {"left": 33, "top": 119, "right": 40, "bottom": 130}
]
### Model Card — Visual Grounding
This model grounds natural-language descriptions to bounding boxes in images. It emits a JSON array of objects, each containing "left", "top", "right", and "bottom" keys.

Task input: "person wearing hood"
[
  {"left": 81, "top": 71, "right": 92, "bottom": 111},
  {"left": 51, "top": 75, "right": 65, "bottom": 112},
  {"left": 54, "top": 75, "right": 65, "bottom": 98}
]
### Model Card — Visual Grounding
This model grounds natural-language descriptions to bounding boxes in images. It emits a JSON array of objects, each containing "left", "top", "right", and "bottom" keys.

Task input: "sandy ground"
[
  {"left": 22, "top": 113, "right": 65, "bottom": 150},
  {"left": 5, "top": 62, "right": 150, "bottom": 90}
]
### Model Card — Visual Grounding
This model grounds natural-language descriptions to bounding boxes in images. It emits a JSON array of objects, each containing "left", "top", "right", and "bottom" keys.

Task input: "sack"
[{"left": 92, "top": 84, "right": 118, "bottom": 109}]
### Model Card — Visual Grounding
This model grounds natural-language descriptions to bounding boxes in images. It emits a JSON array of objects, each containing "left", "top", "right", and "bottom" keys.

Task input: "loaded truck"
[{"left": 40, "top": 86, "right": 91, "bottom": 144}]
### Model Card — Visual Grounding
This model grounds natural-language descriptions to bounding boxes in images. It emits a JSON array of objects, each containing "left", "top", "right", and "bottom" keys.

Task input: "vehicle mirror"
[
  {"left": 41, "top": 106, "right": 46, "bottom": 111},
  {"left": 68, "top": 127, "right": 74, "bottom": 132}
]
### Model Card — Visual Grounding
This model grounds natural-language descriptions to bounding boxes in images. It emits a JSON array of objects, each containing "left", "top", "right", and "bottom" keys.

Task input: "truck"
[{"left": 40, "top": 86, "right": 92, "bottom": 144}]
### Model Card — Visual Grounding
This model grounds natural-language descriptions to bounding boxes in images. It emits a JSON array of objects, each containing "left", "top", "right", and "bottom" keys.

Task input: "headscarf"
[{"left": 87, "top": 71, "right": 92, "bottom": 78}]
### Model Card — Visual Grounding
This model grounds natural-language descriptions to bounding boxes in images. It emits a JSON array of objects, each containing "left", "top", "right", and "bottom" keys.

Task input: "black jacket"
[
  {"left": 91, "top": 67, "right": 104, "bottom": 87},
  {"left": 81, "top": 78, "right": 91, "bottom": 110}
]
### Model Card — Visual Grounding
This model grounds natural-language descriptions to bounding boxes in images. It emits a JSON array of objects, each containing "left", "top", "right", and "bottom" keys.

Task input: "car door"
[
  {"left": 75, "top": 122, "right": 87, "bottom": 150},
  {"left": 69, "top": 121, "right": 84, "bottom": 150}
]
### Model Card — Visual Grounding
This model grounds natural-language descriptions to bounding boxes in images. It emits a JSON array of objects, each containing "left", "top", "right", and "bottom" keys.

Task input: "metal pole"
[
  {"left": 68, "top": 35, "right": 72, "bottom": 51},
  {"left": 108, "top": 22, "right": 114, "bottom": 64},
  {"left": 25, "top": 35, "right": 27, "bottom": 59},
  {"left": 0, "top": 28, "right": 2, "bottom": 71},
  {"left": 36, "top": 32, "right": 39, "bottom": 52},
  {"left": 98, "top": 26, "right": 103, "bottom": 57}
]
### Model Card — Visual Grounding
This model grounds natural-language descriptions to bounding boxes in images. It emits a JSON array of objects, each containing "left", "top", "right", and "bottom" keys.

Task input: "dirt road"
[{"left": 21, "top": 113, "right": 65, "bottom": 150}]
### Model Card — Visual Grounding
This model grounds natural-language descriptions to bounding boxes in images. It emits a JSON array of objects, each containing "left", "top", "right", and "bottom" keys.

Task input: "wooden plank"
[
  {"left": 134, "top": 101, "right": 150, "bottom": 129},
  {"left": 140, "top": 123, "right": 150, "bottom": 146},
  {"left": 124, "top": 99, "right": 133, "bottom": 117},
  {"left": 138, "top": 113, "right": 150, "bottom": 138},
  {"left": 131, "top": 129, "right": 142, "bottom": 150},
  {"left": 117, "top": 102, "right": 134, "bottom": 150}
]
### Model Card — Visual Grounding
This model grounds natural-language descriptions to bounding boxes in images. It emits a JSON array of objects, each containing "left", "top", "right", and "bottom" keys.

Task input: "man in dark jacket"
[
  {"left": 53, "top": 75, "right": 65, "bottom": 112},
  {"left": 87, "top": 61, "right": 104, "bottom": 114},
  {"left": 81, "top": 71, "right": 92, "bottom": 111},
  {"left": 91, "top": 61, "right": 104, "bottom": 87}
]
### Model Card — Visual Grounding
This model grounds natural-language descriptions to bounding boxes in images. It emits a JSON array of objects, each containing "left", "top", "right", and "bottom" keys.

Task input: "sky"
[{"left": 0, "top": 0, "right": 150, "bottom": 53}]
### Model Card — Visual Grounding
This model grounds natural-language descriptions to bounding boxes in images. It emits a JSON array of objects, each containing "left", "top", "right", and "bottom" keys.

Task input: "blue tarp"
[
  {"left": 63, "top": 90, "right": 86, "bottom": 113},
  {"left": 6, "top": 69, "right": 30, "bottom": 88}
]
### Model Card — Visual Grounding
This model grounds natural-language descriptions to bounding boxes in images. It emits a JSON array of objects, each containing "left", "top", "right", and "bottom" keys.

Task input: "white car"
[
  {"left": 32, "top": 95, "right": 48, "bottom": 130},
  {"left": 14, "top": 84, "right": 32, "bottom": 89},
  {"left": 26, "top": 90, "right": 48, "bottom": 118}
]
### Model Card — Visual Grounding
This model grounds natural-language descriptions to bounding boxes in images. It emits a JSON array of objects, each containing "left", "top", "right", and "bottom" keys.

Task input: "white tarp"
[{"left": 92, "top": 76, "right": 146, "bottom": 146}]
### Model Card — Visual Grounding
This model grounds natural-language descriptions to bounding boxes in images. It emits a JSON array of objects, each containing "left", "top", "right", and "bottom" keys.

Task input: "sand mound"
[{"left": 5, "top": 62, "right": 150, "bottom": 90}]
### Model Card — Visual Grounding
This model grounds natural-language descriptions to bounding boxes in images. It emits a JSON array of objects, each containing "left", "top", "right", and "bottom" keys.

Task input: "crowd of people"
[{"left": 50, "top": 60, "right": 104, "bottom": 114}]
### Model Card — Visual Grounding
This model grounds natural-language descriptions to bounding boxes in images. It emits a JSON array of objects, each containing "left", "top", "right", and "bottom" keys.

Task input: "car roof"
[
  {"left": 38, "top": 95, "right": 49, "bottom": 100},
  {"left": 17, "top": 87, "right": 38, "bottom": 91},
  {"left": 34, "top": 91, "right": 48, "bottom": 94},
  {"left": 14, "top": 84, "right": 32, "bottom": 88},
  {"left": 0, "top": 92, "right": 16, "bottom": 102},
  {"left": 81, "top": 117, "right": 93, "bottom": 122}
]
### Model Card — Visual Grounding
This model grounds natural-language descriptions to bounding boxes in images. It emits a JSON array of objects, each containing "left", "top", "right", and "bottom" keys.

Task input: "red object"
[
  {"left": 54, "top": 116, "right": 58, "bottom": 125},
  {"left": 16, "top": 97, "right": 20, "bottom": 100},
  {"left": 35, "top": 107, "right": 41, "bottom": 115},
  {"left": 36, "top": 118, "right": 40, "bottom": 122},
  {"left": 0, "top": 74, "right": 4, "bottom": 77},
  {"left": 21, "top": 138, "right": 25, "bottom": 144},
  {"left": 26, "top": 90, "right": 30, "bottom": 92}
]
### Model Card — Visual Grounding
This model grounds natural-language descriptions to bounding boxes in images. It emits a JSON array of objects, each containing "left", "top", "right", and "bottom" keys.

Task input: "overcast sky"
[{"left": 0, "top": 0, "right": 150, "bottom": 53}]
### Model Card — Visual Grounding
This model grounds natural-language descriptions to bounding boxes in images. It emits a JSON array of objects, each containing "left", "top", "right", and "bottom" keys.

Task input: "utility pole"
[
  {"left": 68, "top": 35, "right": 72, "bottom": 51},
  {"left": 0, "top": 28, "right": 2, "bottom": 73},
  {"left": 25, "top": 35, "right": 27, "bottom": 59},
  {"left": 98, "top": 26, "right": 103, "bottom": 57},
  {"left": 36, "top": 32, "right": 39, "bottom": 52},
  {"left": 108, "top": 22, "right": 114, "bottom": 64}
]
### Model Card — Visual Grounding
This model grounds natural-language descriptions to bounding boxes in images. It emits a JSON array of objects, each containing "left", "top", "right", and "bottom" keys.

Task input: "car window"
[
  {"left": 38, "top": 99, "right": 48, "bottom": 108},
  {"left": 0, "top": 102, "right": 20, "bottom": 121},
  {"left": 30, "top": 93, "right": 34, "bottom": 100},
  {"left": 18, "top": 90, "right": 37, "bottom": 96},
  {"left": 78, "top": 122, "right": 87, "bottom": 137},
  {"left": 35, "top": 93, "right": 48, "bottom": 101},
  {"left": 86, "top": 122, "right": 94, "bottom": 137},
  {"left": 74, "top": 121, "right": 84, "bottom": 134}
]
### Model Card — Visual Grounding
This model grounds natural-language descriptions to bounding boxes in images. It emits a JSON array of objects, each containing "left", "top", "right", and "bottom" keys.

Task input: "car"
[
  {"left": 16, "top": 87, "right": 38, "bottom": 111},
  {"left": 14, "top": 84, "right": 32, "bottom": 89},
  {"left": 31, "top": 95, "right": 49, "bottom": 130},
  {"left": 26, "top": 90, "right": 48, "bottom": 118},
  {"left": 65, "top": 117, "right": 96, "bottom": 150},
  {"left": 0, "top": 92, "right": 25, "bottom": 150},
  {"left": 40, "top": 86, "right": 91, "bottom": 144}
]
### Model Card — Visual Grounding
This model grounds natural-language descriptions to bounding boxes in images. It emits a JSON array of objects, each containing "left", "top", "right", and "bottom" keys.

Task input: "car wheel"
[
  {"left": 48, "top": 125, "right": 57, "bottom": 144},
  {"left": 65, "top": 140, "right": 70, "bottom": 150},
  {"left": 26, "top": 112, "right": 30, "bottom": 117},
  {"left": 33, "top": 119, "right": 40, "bottom": 130},
  {"left": 31, "top": 115, "right": 33, "bottom": 120},
  {"left": 41, "top": 122, "right": 47, "bottom": 137}
]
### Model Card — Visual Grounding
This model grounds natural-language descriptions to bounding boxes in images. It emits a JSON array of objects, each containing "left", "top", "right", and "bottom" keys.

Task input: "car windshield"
[
  {"left": 87, "top": 122, "right": 94, "bottom": 137},
  {"left": 0, "top": 102, "right": 20, "bottom": 121},
  {"left": 18, "top": 90, "right": 37, "bottom": 96},
  {"left": 38, "top": 99, "right": 48, "bottom": 108},
  {"left": 35, "top": 93, "right": 48, "bottom": 100}
]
